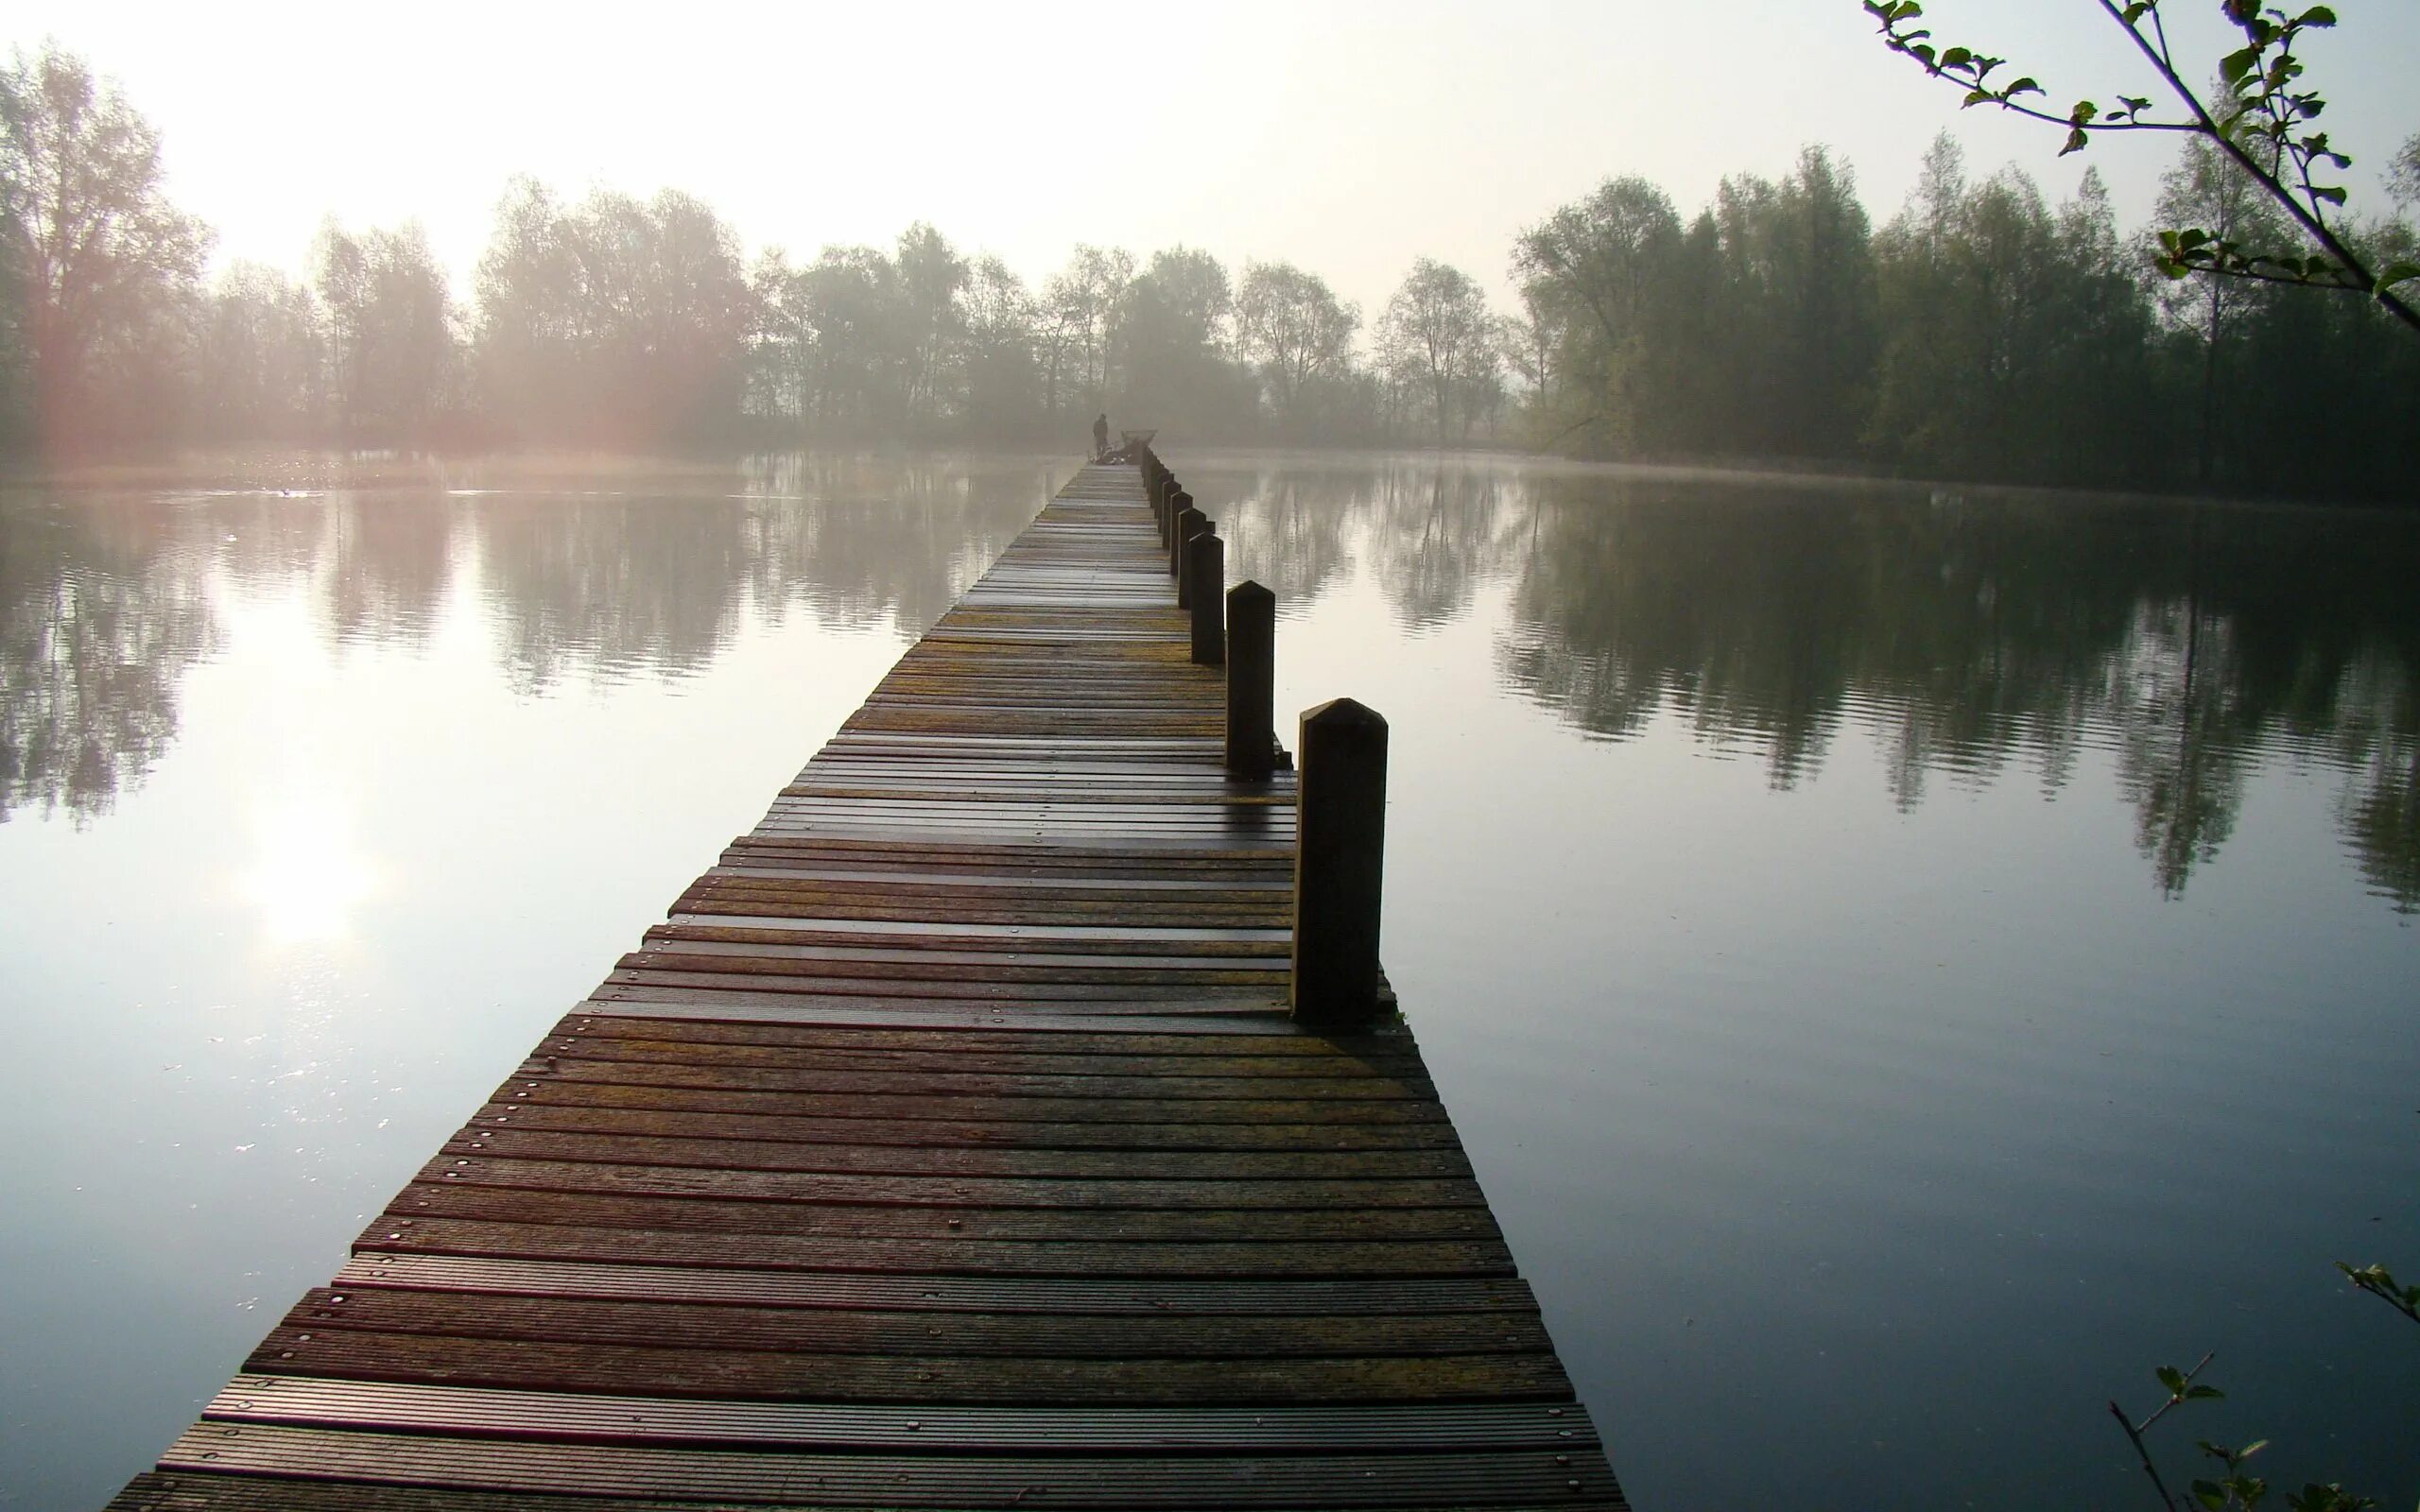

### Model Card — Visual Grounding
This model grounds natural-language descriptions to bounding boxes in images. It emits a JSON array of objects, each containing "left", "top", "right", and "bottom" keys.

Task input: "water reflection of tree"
[
  {"left": 1497, "top": 483, "right": 1876, "bottom": 786},
  {"left": 1173, "top": 458, "right": 1366, "bottom": 610},
  {"left": 323, "top": 493, "right": 456, "bottom": 646},
  {"left": 738, "top": 453, "right": 1049, "bottom": 634},
  {"left": 474, "top": 455, "right": 1052, "bottom": 694},
  {"left": 2, "top": 456, "right": 1056, "bottom": 820},
  {"left": 476, "top": 493, "right": 753, "bottom": 693},
  {"left": 2329, "top": 651, "right": 2420, "bottom": 914},
  {"left": 0, "top": 501, "right": 216, "bottom": 823},
  {"left": 1452, "top": 471, "right": 2420, "bottom": 906},
  {"left": 1362, "top": 461, "right": 1518, "bottom": 633},
  {"left": 2111, "top": 601, "right": 2249, "bottom": 897}
]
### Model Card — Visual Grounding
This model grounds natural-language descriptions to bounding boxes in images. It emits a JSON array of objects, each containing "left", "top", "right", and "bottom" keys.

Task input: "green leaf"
[
  {"left": 2192, "top": 1483, "right": 2228, "bottom": 1511},
  {"left": 2061, "top": 126, "right": 2090, "bottom": 156},
  {"left": 2221, "top": 44, "right": 2263, "bottom": 84},
  {"left": 2375, "top": 261, "right": 2420, "bottom": 291},
  {"left": 2156, "top": 1366, "right": 2187, "bottom": 1395},
  {"left": 2071, "top": 99, "right": 2100, "bottom": 125},
  {"left": 2006, "top": 76, "right": 2042, "bottom": 98},
  {"left": 2185, "top": 1383, "right": 2224, "bottom": 1400},
  {"left": 2310, "top": 184, "right": 2346, "bottom": 206},
  {"left": 1940, "top": 44, "right": 1971, "bottom": 68},
  {"left": 2295, "top": 6, "right": 2336, "bottom": 26},
  {"left": 2286, "top": 1486, "right": 2379, "bottom": 1512}
]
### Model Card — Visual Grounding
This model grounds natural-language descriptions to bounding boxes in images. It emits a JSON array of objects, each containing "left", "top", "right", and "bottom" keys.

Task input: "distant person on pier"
[{"left": 1093, "top": 412, "right": 1110, "bottom": 461}]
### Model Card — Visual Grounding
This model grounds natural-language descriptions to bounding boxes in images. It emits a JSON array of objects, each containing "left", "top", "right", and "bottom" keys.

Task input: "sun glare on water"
[{"left": 240, "top": 792, "right": 377, "bottom": 945}]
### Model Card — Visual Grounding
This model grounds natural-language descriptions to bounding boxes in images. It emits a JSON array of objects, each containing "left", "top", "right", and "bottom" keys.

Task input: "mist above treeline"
[{"left": 4, "top": 43, "right": 2416, "bottom": 501}]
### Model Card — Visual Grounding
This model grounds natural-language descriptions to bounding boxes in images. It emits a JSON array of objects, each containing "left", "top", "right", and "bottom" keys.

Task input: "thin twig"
[
  {"left": 2108, "top": 1399, "right": 2183, "bottom": 1512},
  {"left": 2108, "top": 1348, "right": 2218, "bottom": 1512}
]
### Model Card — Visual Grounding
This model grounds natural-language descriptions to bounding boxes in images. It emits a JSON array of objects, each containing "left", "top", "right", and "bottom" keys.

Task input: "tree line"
[{"left": 4, "top": 43, "right": 2416, "bottom": 498}]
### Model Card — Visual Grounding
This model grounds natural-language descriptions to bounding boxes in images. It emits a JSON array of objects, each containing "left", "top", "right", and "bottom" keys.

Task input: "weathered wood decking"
[{"left": 110, "top": 461, "right": 1627, "bottom": 1511}]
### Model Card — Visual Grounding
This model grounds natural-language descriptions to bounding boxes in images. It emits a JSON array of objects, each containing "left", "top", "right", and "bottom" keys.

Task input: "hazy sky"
[{"left": 9, "top": 1, "right": 2418, "bottom": 317}]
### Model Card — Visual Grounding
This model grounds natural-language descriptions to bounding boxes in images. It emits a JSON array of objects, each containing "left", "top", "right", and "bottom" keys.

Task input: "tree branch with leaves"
[{"left": 1862, "top": 1, "right": 2420, "bottom": 334}]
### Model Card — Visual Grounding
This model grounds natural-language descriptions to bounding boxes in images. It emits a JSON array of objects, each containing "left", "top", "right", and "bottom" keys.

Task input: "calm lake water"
[{"left": 2, "top": 451, "right": 2413, "bottom": 1510}]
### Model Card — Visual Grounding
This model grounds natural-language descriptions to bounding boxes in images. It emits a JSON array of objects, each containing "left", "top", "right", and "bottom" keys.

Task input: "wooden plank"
[
  {"left": 406, "top": 1153, "right": 1485, "bottom": 1211},
  {"left": 445, "top": 1102, "right": 1467, "bottom": 1152},
  {"left": 271, "top": 1286, "right": 1547, "bottom": 1357},
  {"left": 441, "top": 1127, "right": 1468, "bottom": 1177},
  {"left": 228, "top": 1337, "right": 1578, "bottom": 1404},
  {"left": 382, "top": 1185, "right": 1502, "bottom": 1243},
  {"left": 348, "top": 1217, "right": 1519, "bottom": 1279},
  {"left": 536, "top": 1012, "right": 1383, "bottom": 1057},
  {"left": 508, "top": 1058, "right": 1440, "bottom": 1103},
  {"left": 199, "top": 1376, "right": 1604, "bottom": 1452},
  {"left": 330, "top": 1254, "right": 1544, "bottom": 1316},
  {"left": 150, "top": 1424, "right": 1621, "bottom": 1507},
  {"left": 453, "top": 1102, "right": 1462, "bottom": 1151},
  {"left": 112, "top": 1475, "right": 1631, "bottom": 1512},
  {"left": 528, "top": 1032, "right": 1425, "bottom": 1078},
  {"left": 482, "top": 1072, "right": 1455, "bottom": 1125},
  {"left": 579, "top": 996, "right": 1301, "bottom": 1036}
]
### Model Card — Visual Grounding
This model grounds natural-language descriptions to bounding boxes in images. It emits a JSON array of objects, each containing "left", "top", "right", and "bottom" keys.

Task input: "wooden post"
[
  {"left": 1291, "top": 698, "right": 1387, "bottom": 1026},
  {"left": 1176, "top": 520, "right": 1214, "bottom": 610},
  {"left": 1225, "top": 581, "right": 1274, "bottom": 778},
  {"left": 1186, "top": 531, "right": 1225, "bottom": 664},
  {"left": 1164, "top": 489, "right": 1192, "bottom": 550},
  {"left": 1171, "top": 506, "right": 1206, "bottom": 581}
]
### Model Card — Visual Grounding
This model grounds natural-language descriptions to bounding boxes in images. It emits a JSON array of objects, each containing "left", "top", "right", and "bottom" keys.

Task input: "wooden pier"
[{"left": 109, "top": 459, "right": 1628, "bottom": 1511}]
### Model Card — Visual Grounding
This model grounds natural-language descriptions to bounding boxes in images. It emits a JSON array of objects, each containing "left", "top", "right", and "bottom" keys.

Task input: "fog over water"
[
  {"left": 8, "top": 4, "right": 2420, "bottom": 1505},
  {"left": 2, "top": 452, "right": 2414, "bottom": 1509}
]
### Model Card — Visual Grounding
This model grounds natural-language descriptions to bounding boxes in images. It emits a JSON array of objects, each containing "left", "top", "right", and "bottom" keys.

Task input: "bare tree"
[
  {"left": 1043, "top": 245, "right": 1133, "bottom": 411},
  {"left": 1236, "top": 261, "right": 1359, "bottom": 431},
  {"left": 1376, "top": 258, "right": 1495, "bottom": 442}
]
